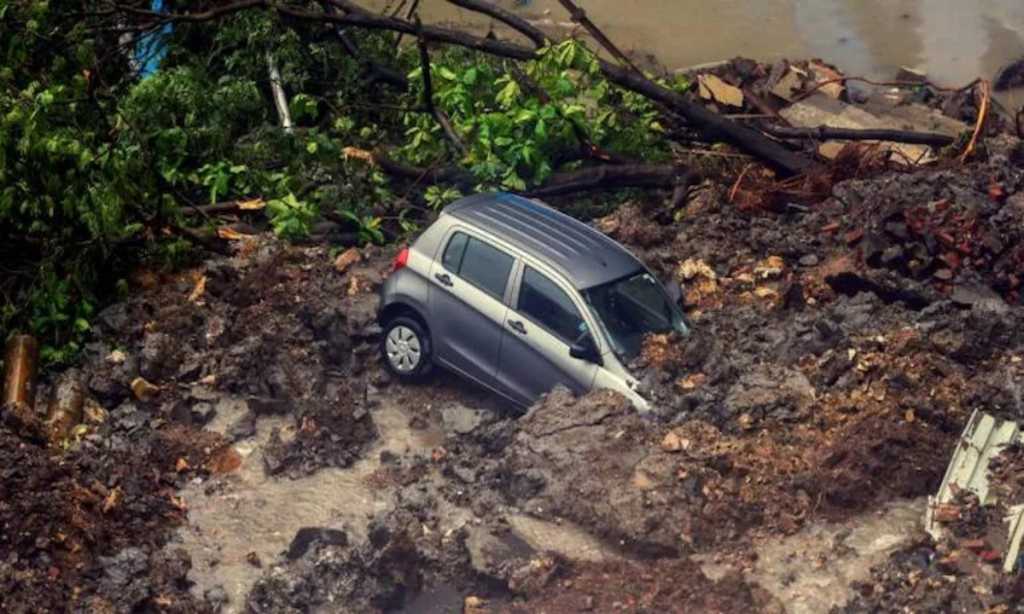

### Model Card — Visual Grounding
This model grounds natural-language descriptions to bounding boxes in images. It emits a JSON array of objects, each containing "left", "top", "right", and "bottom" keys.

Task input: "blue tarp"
[{"left": 133, "top": 0, "right": 172, "bottom": 78}]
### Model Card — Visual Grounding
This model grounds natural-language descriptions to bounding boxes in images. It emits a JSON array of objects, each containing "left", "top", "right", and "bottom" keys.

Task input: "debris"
[
  {"left": 926, "top": 411, "right": 1024, "bottom": 573},
  {"left": 698, "top": 74, "right": 744, "bottom": 108},
  {"left": 660, "top": 430, "right": 687, "bottom": 453},
  {"left": 237, "top": 197, "right": 266, "bottom": 210},
  {"left": 130, "top": 377, "right": 160, "bottom": 401},
  {"left": 187, "top": 275, "right": 207, "bottom": 303},
  {"left": 44, "top": 371, "right": 85, "bottom": 444},
  {"left": 217, "top": 226, "right": 254, "bottom": 241},
  {"left": 754, "top": 255, "right": 785, "bottom": 279},
  {"left": 334, "top": 246, "right": 362, "bottom": 274},
  {"left": 777, "top": 92, "right": 967, "bottom": 163}
]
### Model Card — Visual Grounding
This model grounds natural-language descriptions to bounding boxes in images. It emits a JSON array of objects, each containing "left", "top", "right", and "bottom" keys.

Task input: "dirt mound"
[{"left": 0, "top": 420, "right": 216, "bottom": 612}]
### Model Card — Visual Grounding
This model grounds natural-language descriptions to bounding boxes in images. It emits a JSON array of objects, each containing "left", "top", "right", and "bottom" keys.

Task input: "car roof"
[{"left": 443, "top": 192, "right": 643, "bottom": 289}]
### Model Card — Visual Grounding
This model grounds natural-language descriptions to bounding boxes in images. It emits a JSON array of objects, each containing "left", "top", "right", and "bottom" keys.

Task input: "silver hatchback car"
[{"left": 377, "top": 192, "right": 688, "bottom": 412}]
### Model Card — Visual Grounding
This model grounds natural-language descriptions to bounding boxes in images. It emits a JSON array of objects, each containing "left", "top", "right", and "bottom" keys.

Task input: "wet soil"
[{"left": 3, "top": 84, "right": 1024, "bottom": 614}]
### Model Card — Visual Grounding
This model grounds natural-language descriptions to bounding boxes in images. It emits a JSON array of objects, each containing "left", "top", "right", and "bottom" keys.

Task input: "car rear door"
[
  {"left": 427, "top": 228, "right": 515, "bottom": 389},
  {"left": 496, "top": 264, "right": 599, "bottom": 405}
]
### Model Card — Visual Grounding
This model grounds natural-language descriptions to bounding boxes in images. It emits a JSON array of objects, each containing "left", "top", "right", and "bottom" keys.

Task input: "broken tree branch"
[
  {"left": 524, "top": 164, "right": 692, "bottom": 198},
  {"left": 414, "top": 16, "right": 468, "bottom": 157},
  {"left": 761, "top": 124, "right": 956, "bottom": 147},
  {"left": 445, "top": 0, "right": 547, "bottom": 49},
  {"left": 325, "top": 1, "right": 409, "bottom": 90},
  {"left": 267, "top": 52, "right": 294, "bottom": 133},
  {"left": 554, "top": 0, "right": 643, "bottom": 77},
  {"left": 960, "top": 80, "right": 991, "bottom": 162}
]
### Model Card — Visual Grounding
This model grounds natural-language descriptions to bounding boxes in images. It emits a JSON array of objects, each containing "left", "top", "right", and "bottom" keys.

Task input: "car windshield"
[{"left": 583, "top": 272, "right": 688, "bottom": 361}]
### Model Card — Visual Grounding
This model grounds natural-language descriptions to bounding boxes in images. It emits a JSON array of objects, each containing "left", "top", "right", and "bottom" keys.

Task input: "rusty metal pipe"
[{"left": 2, "top": 335, "right": 39, "bottom": 415}]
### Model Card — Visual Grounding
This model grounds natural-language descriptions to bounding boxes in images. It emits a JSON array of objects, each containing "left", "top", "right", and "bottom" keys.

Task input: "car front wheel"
[{"left": 381, "top": 316, "right": 432, "bottom": 380}]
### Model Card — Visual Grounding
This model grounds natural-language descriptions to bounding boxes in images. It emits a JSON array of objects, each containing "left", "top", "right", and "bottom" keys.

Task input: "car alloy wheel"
[{"left": 385, "top": 324, "right": 422, "bottom": 373}]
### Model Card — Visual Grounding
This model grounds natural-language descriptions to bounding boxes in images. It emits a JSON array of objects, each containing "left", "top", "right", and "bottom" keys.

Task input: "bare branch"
[
  {"left": 414, "top": 16, "right": 468, "bottom": 157},
  {"left": 445, "top": 0, "right": 548, "bottom": 49},
  {"left": 761, "top": 124, "right": 956, "bottom": 147}
]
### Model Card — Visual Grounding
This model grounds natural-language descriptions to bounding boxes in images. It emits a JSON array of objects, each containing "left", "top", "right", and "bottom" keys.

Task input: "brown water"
[{"left": 377, "top": 0, "right": 1024, "bottom": 106}]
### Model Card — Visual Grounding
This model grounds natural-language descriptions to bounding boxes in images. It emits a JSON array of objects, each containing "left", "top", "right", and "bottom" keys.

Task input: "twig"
[
  {"left": 728, "top": 164, "right": 753, "bottom": 203},
  {"left": 959, "top": 80, "right": 990, "bottom": 163},
  {"left": 414, "top": 16, "right": 468, "bottom": 157},
  {"left": 391, "top": 0, "right": 419, "bottom": 49}
]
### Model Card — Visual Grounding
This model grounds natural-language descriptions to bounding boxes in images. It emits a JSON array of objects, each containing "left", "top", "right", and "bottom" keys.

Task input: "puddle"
[
  {"left": 373, "top": 0, "right": 1024, "bottom": 107},
  {"left": 174, "top": 399, "right": 444, "bottom": 612},
  {"left": 742, "top": 498, "right": 926, "bottom": 614}
]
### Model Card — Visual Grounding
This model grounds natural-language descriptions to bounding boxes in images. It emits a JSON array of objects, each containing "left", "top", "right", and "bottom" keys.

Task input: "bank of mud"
[{"left": 3, "top": 77, "right": 1024, "bottom": 614}]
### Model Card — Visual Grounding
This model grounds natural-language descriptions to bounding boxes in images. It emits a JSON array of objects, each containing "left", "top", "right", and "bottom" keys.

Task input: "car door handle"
[
  {"left": 508, "top": 320, "right": 527, "bottom": 335},
  {"left": 434, "top": 272, "right": 453, "bottom": 287}
]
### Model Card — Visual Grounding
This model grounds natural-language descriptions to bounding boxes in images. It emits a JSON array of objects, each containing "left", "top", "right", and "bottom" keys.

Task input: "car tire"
[{"left": 381, "top": 316, "right": 433, "bottom": 380}]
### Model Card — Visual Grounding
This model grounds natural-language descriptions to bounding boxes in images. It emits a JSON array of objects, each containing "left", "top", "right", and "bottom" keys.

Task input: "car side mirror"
[{"left": 569, "top": 335, "right": 602, "bottom": 365}]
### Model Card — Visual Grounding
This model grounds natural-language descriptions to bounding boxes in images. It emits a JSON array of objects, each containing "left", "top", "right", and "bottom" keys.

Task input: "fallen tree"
[{"left": 106, "top": 0, "right": 819, "bottom": 175}]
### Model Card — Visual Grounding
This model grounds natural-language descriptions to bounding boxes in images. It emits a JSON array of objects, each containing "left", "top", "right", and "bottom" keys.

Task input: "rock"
[
  {"left": 98, "top": 547, "right": 151, "bottom": 610},
  {"left": 246, "top": 551, "right": 262, "bottom": 568},
  {"left": 464, "top": 595, "right": 489, "bottom": 614},
  {"left": 465, "top": 528, "right": 532, "bottom": 578},
  {"left": 95, "top": 302, "right": 129, "bottom": 334},
  {"left": 951, "top": 284, "right": 1006, "bottom": 310},
  {"left": 286, "top": 527, "right": 348, "bottom": 560},
  {"left": 140, "top": 332, "right": 174, "bottom": 380},
  {"left": 994, "top": 57, "right": 1024, "bottom": 91},
  {"left": 190, "top": 401, "right": 215, "bottom": 425},
  {"left": 442, "top": 404, "right": 484, "bottom": 436},
  {"left": 661, "top": 430, "right": 687, "bottom": 453},
  {"left": 798, "top": 254, "right": 819, "bottom": 267},
  {"left": 204, "top": 585, "right": 229, "bottom": 611}
]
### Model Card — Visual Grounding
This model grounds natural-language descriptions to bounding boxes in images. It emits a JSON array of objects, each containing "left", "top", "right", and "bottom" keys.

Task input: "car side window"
[
  {"left": 442, "top": 232, "right": 468, "bottom": 273},
  {"left": 443, "top": 231, "right": 515, "bottom": 299},
  {"left": 518, "top": 266, "right": 586, "bottom": 344}
]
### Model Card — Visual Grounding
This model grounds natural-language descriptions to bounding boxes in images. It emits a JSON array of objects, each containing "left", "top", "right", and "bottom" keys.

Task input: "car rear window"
[
  {"left": 518, "top": 266, "right": 585, "bottom": 344},
  {"left": 443, "top": 231, "right": 514, "bottom": 299}
]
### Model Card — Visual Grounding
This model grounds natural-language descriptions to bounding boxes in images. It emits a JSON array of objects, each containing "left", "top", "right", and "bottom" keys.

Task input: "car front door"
[
  {"left": 428, "top": 228, "right": 515, "bottom": 389},
  {"left": 496, "top": 264, "right": 599, "bottom": 405}
]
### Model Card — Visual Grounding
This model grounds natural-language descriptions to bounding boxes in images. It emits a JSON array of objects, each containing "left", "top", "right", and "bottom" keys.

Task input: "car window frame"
[
  {"left": 511, "top": 263, "right": 595, "bottom": 347},
  {"left": 438, "top": 228, "right": 517, "bottom": 302}
]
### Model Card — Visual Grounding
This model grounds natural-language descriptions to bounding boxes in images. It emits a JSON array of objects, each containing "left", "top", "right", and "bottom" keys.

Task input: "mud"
[{"left": 3, "top": 73, "right": 1024, "bottom": 614}]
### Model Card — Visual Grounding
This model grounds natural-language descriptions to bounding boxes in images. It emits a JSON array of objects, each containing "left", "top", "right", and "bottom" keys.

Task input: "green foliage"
[
  {"left": 267, "top": 193, "right": 317, "bottom": 240},
  {"left": 425, "top": 186, "right": 464, "bottom": 210},
  {"left": 398, "top": 40, "right": 670, "bottom": 190}
]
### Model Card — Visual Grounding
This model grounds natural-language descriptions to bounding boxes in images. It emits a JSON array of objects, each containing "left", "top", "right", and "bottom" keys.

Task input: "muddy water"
[
  {"left": 377, "top": 0, "right": 1024, "bottom": 106},
  {"left": 171, "top": 392, "right": 618, "bottom": 612},
  {"left": 695, "top": 498, "right": 926, "bottom": 614}
]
